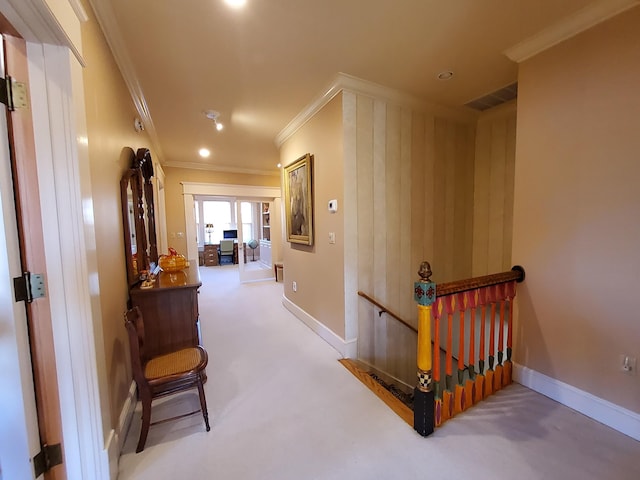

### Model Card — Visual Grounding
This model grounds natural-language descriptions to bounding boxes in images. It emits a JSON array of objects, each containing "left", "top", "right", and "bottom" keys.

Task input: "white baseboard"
[
  {"left": 514, "top": 364, "right": 640, "bottom": 441},
  {"left": 104, "top": 429, "right": 116, "bottom": 480},
  {"left": 106, "top": 381, "right": 137, "bottom": 478},
  {"left": 282, "top": 294, "right": 357, "bottom": 358}
]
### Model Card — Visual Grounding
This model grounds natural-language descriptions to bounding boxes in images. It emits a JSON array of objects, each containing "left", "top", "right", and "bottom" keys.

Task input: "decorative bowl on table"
[{"left": 158, "top": 247, "right": 187, "bottom": 272}]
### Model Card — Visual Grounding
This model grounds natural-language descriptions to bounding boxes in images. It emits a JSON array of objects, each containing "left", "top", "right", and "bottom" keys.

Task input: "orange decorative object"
[
  {"left": 159, "top": 270, "right": 188, "bottom": 288},
  {"left": 158, "top": 247, "right": 187, "bottom": 272}
]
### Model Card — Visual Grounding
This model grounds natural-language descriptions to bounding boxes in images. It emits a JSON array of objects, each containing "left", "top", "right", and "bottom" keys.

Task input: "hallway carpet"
[{"left": 118, "top": 265, "right": 640, "bottom": 479}]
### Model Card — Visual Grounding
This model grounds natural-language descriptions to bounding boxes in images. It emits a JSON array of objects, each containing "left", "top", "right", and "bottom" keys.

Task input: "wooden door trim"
[
  {"left": 3, "top": 34, "right": 66, "bottom": 480},
  {"left": 0, "top": 36, "right": 40, "bottom": 480}
]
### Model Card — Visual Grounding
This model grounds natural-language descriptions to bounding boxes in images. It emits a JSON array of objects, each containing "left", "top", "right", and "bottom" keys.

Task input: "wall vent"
[{"left": 465, "top": 82, "right": 518, "bottom": 111}]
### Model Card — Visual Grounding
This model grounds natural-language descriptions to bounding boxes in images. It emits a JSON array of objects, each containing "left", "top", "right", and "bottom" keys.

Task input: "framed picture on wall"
[{"left": 284, "top": 153, "right": 314, "bottom": 245}]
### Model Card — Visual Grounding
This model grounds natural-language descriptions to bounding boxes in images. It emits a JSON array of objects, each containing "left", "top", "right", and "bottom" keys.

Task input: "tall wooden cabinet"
[{"left": 129, "top": 264, "right": 202, "bottom": 358}]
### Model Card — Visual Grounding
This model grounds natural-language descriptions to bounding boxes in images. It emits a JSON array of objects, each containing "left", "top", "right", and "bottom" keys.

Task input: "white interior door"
[{"left": 236, "top": 199, "right": 274, "bottom": 283}]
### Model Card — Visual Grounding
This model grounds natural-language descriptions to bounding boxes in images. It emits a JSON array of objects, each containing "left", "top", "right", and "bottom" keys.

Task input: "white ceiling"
[{"left": 90, "top": 0, "right": 616, "bottom": 175}]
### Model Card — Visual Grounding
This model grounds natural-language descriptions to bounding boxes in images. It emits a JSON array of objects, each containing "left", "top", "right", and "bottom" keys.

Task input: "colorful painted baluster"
[
  {"left": 466, "top": 289, "right": 479, "bottom": 405},
  {"left": 443, "top": 295, "right": 456, "bottom": 421},
  {"left": 494, "top": 283, "right": 507, "bottom": 391},
  {"left": 454, "top": 292, "right": 467, "bottom": 414},
  {"left": 413, "top": 262, "right": 436, "bottom": 436},
  {"left": 503, "top": 281, "right": 517, "bottom": 385},
  {"left": 485, "top": 285, "right": 497, "bottom": 397},
  {"left": 433, "top": 297, "right": 443, "bottom": 427},
  {"left": 475, "top": 287, "right": 487, "bottom": 401}
]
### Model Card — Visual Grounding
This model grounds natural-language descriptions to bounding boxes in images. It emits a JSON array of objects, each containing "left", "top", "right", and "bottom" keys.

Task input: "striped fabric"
[{"left": 144, "top": 348, "right": 203, "bottom": 379}]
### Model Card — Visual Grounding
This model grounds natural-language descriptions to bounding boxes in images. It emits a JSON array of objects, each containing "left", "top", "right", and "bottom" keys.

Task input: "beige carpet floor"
[{"left": 118, "top": 265, "right": 640, "bottom": 479}]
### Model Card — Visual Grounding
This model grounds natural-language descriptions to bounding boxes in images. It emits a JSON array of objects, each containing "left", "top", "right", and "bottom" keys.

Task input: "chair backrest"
[
  {"left": 124, "top": 306, "right": 148, "bottom": 387},
  {"left": 220, "top": 239, "right": 234, "bottom": 254}
]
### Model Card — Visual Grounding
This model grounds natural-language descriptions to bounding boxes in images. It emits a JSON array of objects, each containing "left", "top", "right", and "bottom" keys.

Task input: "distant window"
[
  {"left": 203, "top": 200, "right": 232, "bottom": 244},
  {"left": 240, "top": 202, "right": 254, "bottom": 243}
]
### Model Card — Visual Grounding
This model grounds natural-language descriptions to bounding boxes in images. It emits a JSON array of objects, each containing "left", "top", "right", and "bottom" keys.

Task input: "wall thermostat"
[{"left": 328, "top": 199, "right": 338, "bottom": 213}]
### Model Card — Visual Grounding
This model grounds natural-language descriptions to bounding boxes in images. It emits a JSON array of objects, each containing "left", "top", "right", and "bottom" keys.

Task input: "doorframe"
[
  {"left": 1, "top": 2, "right": 110, "bottom": 479},
  {"left": 27, "top": 41, "right": 110, "bottom": 480},
  {"left": 236, "top": 198, "right": 276, "bottom": 283},
  {"left": 182, "top": 182, "right": 282, "bottom": 268}
]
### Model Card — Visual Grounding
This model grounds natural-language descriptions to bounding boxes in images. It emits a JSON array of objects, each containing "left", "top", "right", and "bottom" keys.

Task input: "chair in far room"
[{"left": 218, "top": 239, "right": 235, "bottom": 265}]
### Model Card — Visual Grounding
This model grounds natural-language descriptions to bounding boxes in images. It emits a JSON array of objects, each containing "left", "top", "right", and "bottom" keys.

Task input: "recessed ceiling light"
[
  {"left": 225, "top": 0, "right": 247, "bottom": 8},
  {"left": 437, "top": 71, "right": 454, "bottom": 81},
  {"left": 199, "top": 148, "right": 210, "bottom": 158},
  {"left": 276, "top": 163, "right": 282, "bottom": 168}
]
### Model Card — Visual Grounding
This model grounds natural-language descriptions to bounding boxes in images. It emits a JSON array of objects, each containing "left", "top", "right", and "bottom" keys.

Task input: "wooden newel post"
[{"left": 414, "top": 261, "right": 436, "bottom": 436}]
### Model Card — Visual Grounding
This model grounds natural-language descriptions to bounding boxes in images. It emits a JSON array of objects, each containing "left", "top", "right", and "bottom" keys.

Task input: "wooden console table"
[{"left": 129, "top": 262, "right": 202, "bottom": 358}]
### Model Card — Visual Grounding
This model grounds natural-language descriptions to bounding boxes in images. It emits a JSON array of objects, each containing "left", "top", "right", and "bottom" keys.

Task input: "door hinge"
[
  {"left": 33, "top": 443, "right": 63, "bottom": 477},
  {"left": 0, "top": 75, "right": 28, "bottom": 110},
  {"left": 13, "top": 272, "right": 46, "bottom": 303}
]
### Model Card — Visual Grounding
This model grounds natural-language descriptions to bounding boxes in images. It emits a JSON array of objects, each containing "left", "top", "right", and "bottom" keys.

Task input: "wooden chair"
[{"left": 124, "top": 306, "right": 210, "bottom": 453}]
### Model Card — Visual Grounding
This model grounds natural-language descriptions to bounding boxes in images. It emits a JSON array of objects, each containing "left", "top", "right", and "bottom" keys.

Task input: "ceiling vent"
[{"left": 465, "top": 82, "right": 518, "bottom": 111}]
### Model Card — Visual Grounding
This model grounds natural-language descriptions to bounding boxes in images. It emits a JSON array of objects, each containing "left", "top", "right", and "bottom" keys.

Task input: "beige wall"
[
  {"left": 473, "top": 101, "right": 517, "bottom": 276},
  {"left": 344, "top": 91, "right": 476, "bottom": 384},
  {"left": 513, "top": 7, "right": 640, "bottom": 413},
  {"left": 163, "top": 167, "right": 280, "bottom": 255},
  {"left": 279, "top": 88, "right": 476, "bottom": 385},
  {"left": 280, "top": 94, "right": 346, "bottom": 338},
  {"left": 80, "top": 1, "right": 155, "bottom": 427}
]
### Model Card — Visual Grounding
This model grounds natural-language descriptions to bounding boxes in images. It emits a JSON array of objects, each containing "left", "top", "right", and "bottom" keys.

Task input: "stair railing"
[
  {"left": 357, "top": 291, "right": 417, "bottom": 334},
  {"left": 356, "top": 291, "right": 460, "bottom": 364},
  {"left": 413, "top": 262, "right": 525, "bottom": 436}
]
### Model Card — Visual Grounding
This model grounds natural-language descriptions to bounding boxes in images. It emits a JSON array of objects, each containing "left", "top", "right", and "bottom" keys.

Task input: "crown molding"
[
  {"left": 87, "top": 0, "right": 165, "bottom": 162},
  {"left": 163, "top": 161, "right": 280, "bottom": 177},
  {"left": 68, "top": 0, "right": 88, "bottom": 22},
  {"left": 1, "top": 0, "right": 86, "bottom": 65},
  {"left": 504, "top": 0, "right": 640, "bottom": 63},
  {"left": 275, "top": 72, "right": 477, "bottom": 148}
]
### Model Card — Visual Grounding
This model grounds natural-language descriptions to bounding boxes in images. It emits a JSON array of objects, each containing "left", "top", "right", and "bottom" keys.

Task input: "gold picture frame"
[{"left": 284, "top": 153, "right": 314, "bottom": 245}]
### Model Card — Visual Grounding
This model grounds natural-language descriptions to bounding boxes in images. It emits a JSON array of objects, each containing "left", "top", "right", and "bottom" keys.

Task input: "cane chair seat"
[{"left": 144, "top": 347, "right": 206, "bottom": 380}]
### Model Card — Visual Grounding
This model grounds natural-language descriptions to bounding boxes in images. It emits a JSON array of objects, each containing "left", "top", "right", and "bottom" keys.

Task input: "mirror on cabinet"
[
  {"left": 120, "top": 148, "right": 158, "bottom": 287},
  {"left": 136, "top": 148, "right": 158, "bottom": 267}
]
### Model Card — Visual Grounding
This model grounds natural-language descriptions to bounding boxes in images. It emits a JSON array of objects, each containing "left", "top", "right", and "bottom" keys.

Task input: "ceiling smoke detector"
[{"left": 204, "top": 110, "right": 219, "bottom": 120}]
